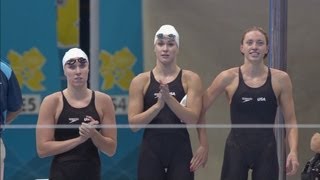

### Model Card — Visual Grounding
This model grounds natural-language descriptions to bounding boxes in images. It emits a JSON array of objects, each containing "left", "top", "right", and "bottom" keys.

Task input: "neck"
[
  {"left": 154, "top": 64, "right": 179, "bottom": 76},
  {"left": 65, "top": 86, "right": 89, "bottom": 100},
  {"left": 241, "top": 62, "right": 267, "bottom": 77},
  {"left": 153, "top": 65, "right": 180, "bottom": 84}
]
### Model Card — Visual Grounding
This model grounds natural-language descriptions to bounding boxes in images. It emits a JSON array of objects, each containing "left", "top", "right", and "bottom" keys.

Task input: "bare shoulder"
[
  {"left": 182, "top": 69, "right": 201, "bottom": 81},
  {"left": 39, "top": 92, "right": 62, "bottom": 117},
  {"left": 221, "top": 67, "right": 238, "bottom": 76},
  {"left": 94, "top": 91, "right": 115, "bottom": 114},
  {"left": 216, "top": 67, "right": 239, "bottom": 83},
  {"left": 132, "top": 71, "right": 150, "bottom": 82},
  {"left": 130, "top": 71, "right": 150, "bottom": 92},
  {"left": 270, "top": 68, "right": 293, "bottom": 94},
  {"left": 94, "top": 91, "right": 113, "bottom": 103},
  {"left": 93, "top": 91, "right": 115, "bottom": 120},
  {"left": 42, "top": 92, "right": 61, "bottom": 105},
  {"left": 270, "top": 68, "right": 292, "bottom": 84}
]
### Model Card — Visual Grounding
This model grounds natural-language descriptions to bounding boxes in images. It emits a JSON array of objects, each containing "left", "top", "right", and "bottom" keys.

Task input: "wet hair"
[{"left": 240, "top": 26, "right": 269, "bottom": 58}]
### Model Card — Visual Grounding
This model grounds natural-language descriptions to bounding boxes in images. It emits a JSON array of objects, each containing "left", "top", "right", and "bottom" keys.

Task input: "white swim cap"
[
  {"left": 62, "top": 48, "right": 88, "bottom": 67},
  {"left": 154, "top": 24, "right": 179, "bottom": 47}
]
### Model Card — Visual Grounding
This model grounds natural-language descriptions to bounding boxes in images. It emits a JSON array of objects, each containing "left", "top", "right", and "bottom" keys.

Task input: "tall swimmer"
[
  {"left": 128, "top": 24, "right": 207, "bottom": 180},
  {"left": 199, "top": 26, "right": 299, "bottom": 180}
]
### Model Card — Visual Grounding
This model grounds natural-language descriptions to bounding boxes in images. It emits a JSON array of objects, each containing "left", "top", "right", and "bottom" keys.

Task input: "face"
[
  {"left": 240, "top": 30, "right": 268, "bottom": 62},
  {"left": 154, "top": 34, "right": 179, "bottom": 64},
  {"left": 64, "top": 57, "right": 89, "bottom": 86}
]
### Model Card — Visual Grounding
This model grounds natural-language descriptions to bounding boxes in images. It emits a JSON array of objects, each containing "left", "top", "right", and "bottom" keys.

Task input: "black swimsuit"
[
  {"left": 221, "top": 68, "right": 279, "bottom": 180},
  {"left": 138, "top": 70, "right": 194, "bottom": 180},
  {"left": 49, "top": 91, "right": 101, "bottom": 180}
]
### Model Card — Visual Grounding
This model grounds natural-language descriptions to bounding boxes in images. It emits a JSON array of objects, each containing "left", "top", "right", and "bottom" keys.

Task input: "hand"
[
  {"left": 190, "top": 145, "right": 208, "bottom": 172},
  {"left": 286, "top": 152, "right": 299, "bottom": 176},
  {"left": 159, "top": 81, "right": 171, "bottom": 102},
  {"left": 79, "top": 116, "right": 99, "bottom": 139},
  {"left": 155, "top": 92, "right": 165, "bottom": 110}
]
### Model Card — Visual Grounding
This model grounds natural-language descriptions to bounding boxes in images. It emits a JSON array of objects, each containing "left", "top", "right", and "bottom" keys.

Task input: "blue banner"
[
  {"left": 0, "top": 0, "right": 60, "bottom": 179},
  {"left": 99, "top": 0, "right": 143, "bottom": 179}
]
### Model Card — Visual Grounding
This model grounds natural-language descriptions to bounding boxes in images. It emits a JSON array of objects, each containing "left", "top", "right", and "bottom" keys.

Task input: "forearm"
[
  {"left": 91, "top": 131, "right": 117, "bottom": 156},
  {"left": 287, "top": 127, "right": 298, "bottom": 154},
  {"left": 129, "top": 104, "right": 162, "bottom": 131},
  {"left": 37, "top": 137, "right": 84, "bottom": 158},
  {"left": 6, "top": 108, "right": 22, "bottom": 124},
  {"left": 177, "top": 108, "right": 199, "bottom": 124},
  {"left": 166, "top": 96, "right": 199, "bottom": 124},
  {"left": 197, "top": 112, "right": 209, "bottom": 147},
  {"left": 198, "top": 128, "right": 208, "bottom": 146}
]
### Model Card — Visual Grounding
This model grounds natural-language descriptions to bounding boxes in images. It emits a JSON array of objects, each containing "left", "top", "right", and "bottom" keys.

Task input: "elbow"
[
  {"left": 105, "top": 142, "right": 117, "bottom": 157},
  {"left": 108, "top": 148, "right": 116, "bottom": 157},
  {"left": 188, "top": 112, "right": 201, "bottom": 124},
  {"left": 36, "top": 143, "right": 51, "bottom": 158},
  {"left": 36, "top": 141, "right": 45, "bottom": 158},
  {"left": 130, "top": 126, "right": 140, "bottom": 133},
  {"left": 38, "top": 153, "right": 47, "bottom": 159},
  {"left": 37, "top": 148, "right": 49, "bottom": 158},
  {"left": 128, "top": 119, "right": 140, "bottom": 132},
  {"left": 184, "top": 115, "right": 199, "bottom": 124}
]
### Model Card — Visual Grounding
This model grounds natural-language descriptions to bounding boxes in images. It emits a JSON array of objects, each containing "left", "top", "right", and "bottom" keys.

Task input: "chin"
[
  {"left": 249, "top": 57, "right": 263, "bottom": 61},
  {"left": 73, "top": 81, "right": 86, "bottom": 86},
  {"left": 160, "top": 58, "right": 173, "bottom": 64}
]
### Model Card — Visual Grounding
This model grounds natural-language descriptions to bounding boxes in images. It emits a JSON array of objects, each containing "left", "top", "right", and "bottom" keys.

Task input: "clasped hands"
[{"left": 79, "top": 116, "right": 99, "bottom": 140}]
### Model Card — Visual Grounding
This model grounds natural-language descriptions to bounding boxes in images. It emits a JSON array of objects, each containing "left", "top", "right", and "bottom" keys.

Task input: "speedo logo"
[
  {"left": 241, "top": 97, "right": 253, "bottom": 103},
  {"left": 68, "top": 118, "right": 79, "bottom": 123},
  {"left": 241, "top": 97, "right": 267, "bottom": 103}
]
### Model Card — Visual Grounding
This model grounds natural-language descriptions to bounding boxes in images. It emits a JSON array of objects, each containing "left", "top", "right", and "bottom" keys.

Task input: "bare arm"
[
  {"left": 194, "top": 69, "right": 237, "bottom": 148},
  {"left": 161, "top": 71, "right": 203, "bottom": 124},
  {"left": 128, "top": 73, "right": 164, "bottom": 132},
  {"left": 36, "top": 94, "right": 87, "bottom": 158},
  {"left": 190, "top": 93, "right": 209, "bottom": 171},
  {"left": 190, "top": 70, "right": 234, "bottom": 171},
  {"left": 89, "top": 92, "right": 117, "bottom": 156},
  {"left": 6, "top": 107, "right": 22, "bottom": 124},
  {"left": 277, "top": 72, "right": 299, "bottom": 175}
]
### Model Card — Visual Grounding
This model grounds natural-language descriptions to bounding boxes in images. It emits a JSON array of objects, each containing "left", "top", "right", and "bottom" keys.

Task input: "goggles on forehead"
[
  {"left": 156, "top": 33, "right": 176, "bottom": 41},
  {"left": 65, "top": 57, "right": 88, "bottom": 65}
]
